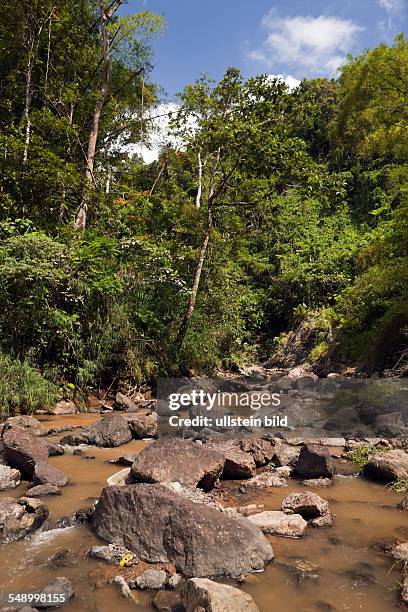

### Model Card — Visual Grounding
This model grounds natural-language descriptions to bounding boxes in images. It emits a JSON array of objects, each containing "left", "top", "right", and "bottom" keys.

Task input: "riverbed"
[{"left": 0, "top": 414, "right": 406, "bottom": 611}]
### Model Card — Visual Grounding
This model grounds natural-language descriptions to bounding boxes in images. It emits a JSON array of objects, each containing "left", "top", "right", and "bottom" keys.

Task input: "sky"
[
  {"left": 122, "top": 0, "right": 407, "bottom": 161},
  {"left": 125, "top": 0, "right": 408, "bottom": 98}
]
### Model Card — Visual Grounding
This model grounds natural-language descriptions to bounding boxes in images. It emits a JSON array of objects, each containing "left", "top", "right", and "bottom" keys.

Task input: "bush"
[{"left": 0, "top": 352, "right": 57, "bottom": 416}]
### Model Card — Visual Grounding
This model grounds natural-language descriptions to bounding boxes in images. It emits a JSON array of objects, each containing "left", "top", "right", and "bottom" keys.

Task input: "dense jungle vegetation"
[{"left": 0, "top": 1, "right": 407, "bottom": 411}]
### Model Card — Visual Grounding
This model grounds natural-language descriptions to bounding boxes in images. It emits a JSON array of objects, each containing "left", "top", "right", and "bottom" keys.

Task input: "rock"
[
  {"left": 111, "top": 575, "right": 133, "bottom": 600},
  {"left": 0, "top": 464, "right": 21, "bottom": 490},
  {"left": 33, "top": 460, "right": 68, "bottom": 487},
  {"left": 240, "top": 471, "right": 287, "bottom": 490},
  {"left": 182, "top": 578, "right": 259, "bottom": 612},
  {"left": 272, "top": 440, "right": 301, "bottom": 467},
  {"left": 109, "top": 453, "right": 138, "bottom": 466},
  {"left": 44, "top": 441, "right": 65, "bottom": 457},
  {"left": 131, "top": 438, "right": 224, "bottom": 491},
  {"left": 363, "top": 450, "right": 408, "bottom": 482},
  {"left": 47, "top": 426, "right": 75, "bottom": 435},
  {"left": 237, "top": 504, "right": 264, "bottom": 517},
  {"left": 62, "top": 414, "right": 132, "bottom": 447},
  {"left": 126, "top": 413, "right": 158, "bottom": 439},
  {"left": 47, "top": 549, "right": 76, "bottom": 568},
  {"left": 275, "top": 466, "right": 292, "bottom": 478},
  {"left": 310, "top": 513, "right": 334, "bottom": 527},
  {"left": 89, "top": 543, "right": 138, "bottom": 566},
  {"left": 248, "top": 511, "right": 307, "bottom": 537},
  {"left": 114, "top": 392, "right": 138, "bottom": 411},
  {"left": 327, "top": 373, "right": 341, "bottom": 379},
  {"left": 0, "top": 496, "right": 48, "bottom": 543},
  {"left": 2, "top": 427, "right": 48, "bottom": 479},
  {"left": 167, "top": 573, "right": 183, "bottom": 589},
  {"left": 161, "top": 481, "right": 227, "bottom": 513},
  {"left": 107, "top": 467, "right": 132, "bottom": 487},
  {"left": 92, "top": 484, "right": 273, "bottom": 577},
  {"left": 287, "top": 366, "right": 318, "bottom": 380},
  {"left": 56, "top": 507, "right": 93, "bottom": 528},
  {"left": 281, "top": 492, "right": 330, "bottom": 520},
  {"left": 294, "top": 445, "right": 335, "bottom": 479},
  {"left": 237, "top": 438, "right": 274, "bottom": 467},
  {"left": 398, "top": 494, "right": 408, "bottom": 510},
  {"left": 3, "top": 415, "right": 46, "bottom": 437},
  {"left": 302, "top": 478, "right": 332, "bottom": 488},
  {"left": 132, "top": 569, "right": 167, "bottom": 590},
  {"left": 49, "top": 400, "right": 77, "bottom": 415},
  {"left": 280, "top": 559, "right": 319, "bottom": 584},
  {"left": 386, "top": 542, "right": 408, "bottom": 563},
  {"left": 33, "top": 577, "right": 74, "bottom": 608},
  {"left": 401, "top": 576, "right": 408, "bottom": 605},
  {"left": 208, "top": 442, "right": 256, "bottom": 479},
  {"left": 26, "top": 483, "right": 61, "bottom": 497},
  {"left": 153, "top": 590, "right": 183, "bottom": 611},
  {"left": 342, "top": 566, "right": 377, "bottom": 587}
]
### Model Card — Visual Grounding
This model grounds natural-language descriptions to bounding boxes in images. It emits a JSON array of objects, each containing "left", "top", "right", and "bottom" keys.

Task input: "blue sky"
[{"left": 125, "top": 0, "right": 407, "bottom": 99}]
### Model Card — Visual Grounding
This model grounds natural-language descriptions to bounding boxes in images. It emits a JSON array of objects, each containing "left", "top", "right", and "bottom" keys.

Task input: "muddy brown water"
[{"left": 0, "top": 414, "right": 406, "bottom": 611}]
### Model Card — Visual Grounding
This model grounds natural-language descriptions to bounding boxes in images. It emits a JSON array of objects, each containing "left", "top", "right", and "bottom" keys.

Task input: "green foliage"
[
  {"left": 345, "top": 444, "right": 389, "bottom": 467},
  {"left": 0, "top": 352, "right": 57, "bottom": 416}
]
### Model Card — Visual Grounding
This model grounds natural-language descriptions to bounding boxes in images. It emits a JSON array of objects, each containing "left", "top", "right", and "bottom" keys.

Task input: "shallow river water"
[{"left": 0, "top": 414, "right": 406, "bottom": 611}]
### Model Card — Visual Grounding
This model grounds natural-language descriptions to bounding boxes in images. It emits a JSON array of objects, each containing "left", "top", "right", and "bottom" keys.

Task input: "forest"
[{"left": 0, "top": 0, "right": 407, "bottom": 414}]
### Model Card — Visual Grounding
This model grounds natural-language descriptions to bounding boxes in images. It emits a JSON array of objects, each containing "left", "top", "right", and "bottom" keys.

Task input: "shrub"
[{"left": 0, "top": 352, "right": 57, "bottom": 416}]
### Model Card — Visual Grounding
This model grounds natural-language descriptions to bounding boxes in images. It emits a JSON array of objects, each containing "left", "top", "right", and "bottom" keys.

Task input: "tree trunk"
[
  {"left": 22, "top": 39, "right": 34, "bottom": 164},
  {"left": 175, "top": 148, "right": 220, "bottom": 348},
  {"left": 74, "top": 0, "right": 122, "bottom": 230},
  {"left": 195, "top": 150, "right": 203, "bottom": 208}
]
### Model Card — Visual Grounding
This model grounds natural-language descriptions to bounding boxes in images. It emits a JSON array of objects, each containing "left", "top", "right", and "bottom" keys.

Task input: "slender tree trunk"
[
  {"left": 43, "top": 9, "right": 54, "bottom": 105},
  {"left": 149, "top": 162, "right": 166, "bottom": 196},
  {"left": 175, "top": 148, "right": 220, "bottom": 348},
  {"left": 22, "top": 39, "right": 34, "bottom": 164},
  {"left": 195, "top": 150, "right": 202, "bottom": 208},
  {"left": 74, "top": 0, "right": 122, "bottom": 230}
]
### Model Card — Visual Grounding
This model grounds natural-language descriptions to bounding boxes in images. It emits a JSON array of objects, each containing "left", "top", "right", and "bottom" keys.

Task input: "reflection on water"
[{"left": 0, "top": 414, "right": 406, "bottom": 611}]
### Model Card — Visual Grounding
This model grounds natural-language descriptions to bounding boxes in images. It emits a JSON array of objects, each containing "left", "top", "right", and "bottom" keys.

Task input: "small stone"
[
  {"left": 248, "top": 511, "right": 307, "bottom": 537},
  {"left": 33, "top": 460, "right": 68, "bottom": 487},
  {"left": 167, "top": 573, "right": 183, "bottom": 589},
  {"left": 89, "top": 544, "right": 138, "bottom": 566},
  {"left": 25, "top": 484, "right": 61, "bottom": 497},
  {"left": 311, "top": 512, "right": 334, "bottom": 528},
  {"left": 182, "top": 578, "right": 259, "bottom": 612},
  {"left": 132, "top": 569, "right": 167, "bottom": 590},
  {"left": 281, "top": 492, "right": 330, "bottom": 520},
  {"left": 0, "top": 464, "right": 21, "bottom": 490},
  {"left": 301, "top": 478, "right": 332, "bottom": 488},
  {"left": 111, "top": 575, "right": 133, "bottom": 600}
]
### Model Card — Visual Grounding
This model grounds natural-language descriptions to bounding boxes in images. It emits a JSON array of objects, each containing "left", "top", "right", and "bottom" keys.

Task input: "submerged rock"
[
  {"left": 402, "top": 576, "right": 408, "bottom": 605},
  {"left": 131, "top": 438, "right": 224, "bottom": 491},
  {"left": 398, "top": 494, "right": 408, "bottom": 511},
  {"left": 302, "top": 478, "right": 332, "bottom": 488},
  {"left": 0, "top": 464, "right": 21, "bottom": 490},
  {"left": 0, "top": 496, "right": 48, "bottom": 543},
  {"left": 363, "top": 450, "right": 408, "bottom": 482},
  {"left": 182, "top": 578, "right": 259, "bottom": 612},
  {"left": 3, "top": 427, "right": 48, "bottom": 479},
  {"left": 153, "top": 589, "right": 183, "bottom": 611},
  {"left": 248, "top": 510, "right": 307, "bottom": 537},
  {"left": 92, "top": 483, "right": 273, "bottom": 577},
  {"left": 294, "top": 444, "right": 335, "bottom": 479}
]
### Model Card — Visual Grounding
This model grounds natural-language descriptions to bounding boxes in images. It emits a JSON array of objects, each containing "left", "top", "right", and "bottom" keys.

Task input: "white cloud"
[
  {"left": 249, "top": 12, "right": 363, "bottom": 77},
  {"left": 378, "top": 0, "right": 405, "bottom": 13},
  {"left": 130, "top": 102, "right": 179, "bottom": 163},
  {"left": 268, "top": 74, "right": 301, "bottom": 90}
]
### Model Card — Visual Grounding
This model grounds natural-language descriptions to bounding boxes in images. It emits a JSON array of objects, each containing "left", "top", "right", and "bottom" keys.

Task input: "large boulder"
[
  {"left": 0, "top": 496, "right": 48, "bottom": 543},
  {"left": 125, "top": 413, "right": 158, "bottom": 439},
  {"left": 92, "top": 484, "right": 273, "bottom": 577},
  {"left": 2, "top": 427, "right": 48, "bottom": 478},
  {"left": 61, "top": 415, "right": 132, "bottom": 447},
  {"left": 272, "top": 440, "right": 301, "bottom": 467},
  {"left": 183, "top": 578, "right": 259, "bottom": 612},
  {"left": 294, "top": 444, "right": 335, "bottom": 479},
  {"left": 363, "top": 450, "right": 408, "bottom": 482},
  {"left": 33, "top": 460, "right": 68, "bottom": 487},
  {"left": 114, "top": 392, "right": 138, "bottom": 411},
  {"left": 3, "top": 415, "right": 46, "bottom": 436},
  {"left": 248, "top": 511, "right": 307, "bottom": 537},
  {"left": 281, "top": 492, "right": 329, "bottom": 520},
  {"left": 131, "top": 438, "right": 225, "bottom": 491},
  {"left": 0, "top": 464, "right": 21, "bottom": 490}
]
